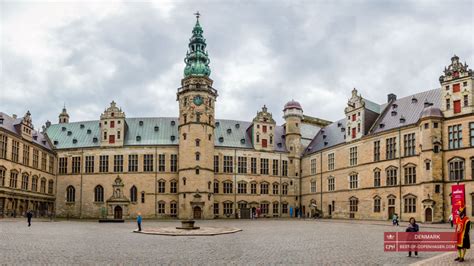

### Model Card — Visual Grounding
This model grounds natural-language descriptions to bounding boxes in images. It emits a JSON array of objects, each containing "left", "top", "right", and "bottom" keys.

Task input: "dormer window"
[
  {"left": 379, "top": 123, "right": 385, "bottom": 128},
  {"left": 399, "top": 116, "right": 406, "bottom": 123},
  {"left": 391, "top": 111, "right": 397, "bottom": 116},
  {"left": 411, "top": 97, "right": 418, "bottom": 103},
  {"left": 171, "top": 121, "right": 175, "bottom": 126},
  {"left": 170, "top": 135, "right": 176, "bottom": 141},
  {"left": 93, "top": 137, "right": 98, "bottom": 143},
  {"left": 136, "top": 136, "right": 141, "bottom": 142},
  {"left": 53, "top": 140, "right": 58, "bottom": 145},
  {"left": 215, "top": 121, "right": 220, "bottom": 127},
  {"left": 235, "top": 123, "right": 240, "bottom": 128},
  {"left": 67, "top": 131, "right": 72, "bottom": 136},
  {"left": 154, "top": 126, "right": 159, "bottom": 132},
  {"left": 62, "top": 127, "right": 66, "bottom": 131},
  {"left": 72, "top": 139, "right": 77, "bottom": 144},
  {"left": 219, "top": 137, "right": 224, "bottom": 143},
  {"left": 80, "top": 124, "right": 84, "bottom": 129},
  {"left": 240, "top": 138, "right": 246, "bottom": 144},
  {"left": 87, "top": 129, "right": 91, "bottom": 134},
  {"left": 227, "top": 128, "right": 232, "bottom": 134},
  {"left": 139, "top": 121, "right": 143, "bottom": 126}
]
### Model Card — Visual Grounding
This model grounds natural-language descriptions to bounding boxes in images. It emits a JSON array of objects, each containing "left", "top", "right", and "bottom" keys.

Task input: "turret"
[
  {"left": 59, "top": 105, "right": 69, "bottom": 124},
  {"left": 283, "top": 100, "right": 303, "bottom": 156}
]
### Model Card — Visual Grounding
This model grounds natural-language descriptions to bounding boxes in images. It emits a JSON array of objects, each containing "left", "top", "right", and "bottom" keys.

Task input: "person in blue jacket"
[{"left": 137, "top": 213, "right": 142, "bottom": 232}]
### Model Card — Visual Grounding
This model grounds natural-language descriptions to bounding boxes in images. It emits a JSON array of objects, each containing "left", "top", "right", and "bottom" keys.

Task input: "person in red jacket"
[{"left": 455, "top": 206, "right": 471, "bottom": 262}]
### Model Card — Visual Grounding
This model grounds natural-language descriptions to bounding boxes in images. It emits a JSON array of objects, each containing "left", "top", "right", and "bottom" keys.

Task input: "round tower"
[
  {"left": 283, "top": 100, "right": 303, "bottom": 157},
  {"left": 177, "top": 13, "right": 217, "bottom": 220}
]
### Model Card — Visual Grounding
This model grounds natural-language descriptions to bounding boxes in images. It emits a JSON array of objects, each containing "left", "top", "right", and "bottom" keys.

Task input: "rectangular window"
[
  {"left": 260, "top": 158, "right": 269, "bottom": 175},
  {"left": 158, "top": 154, "right": 165, "bottom": 172},
  {"left": 272, "top": 159, "right": 279, "bottom": 176},
  {"left": 262, "top": 139, "right": 267, "bottom": 148},
  {"left": 23, "top": 144, "right": 30, "bottom": 165},
  {"left": 448, "top": 124, "right": 463, "bottom": 149},
  {"left": 273, "top": 202, "right": 279, "bottom": 215},
  {"left": 128, "top": 154, "right": 138, "bottom": 172},
  {"left": 282, "top": 160, "right": 288, "bottom": 176},
  {"left": 446, "top": 99, "right": 451, "bottom": 110},
  {"left": 32, "top": 149, "right": 39, "bottom": 168},
  {"left": 170, "top": 154, "right": 177, "bottom": 172},
  {"left": 350, "top": 198, "right": 358, "bottom": 213},
  {"left": 273, "top": 183, "right": 279, "bottom": 194},
  {"left": 114, "top": 155, "right": 123, "bottom": 172},
  {"left": 49, "top": 155, "right": 54, "bottom": 173},
  {"left": 9, "top": 171, "right": 18, "bottom": 188},
  {"left": 41, "top": 152, "right": 47, "bottom": 171},
  {"left": 237, "top": 182, "right": 247, "bottom": 194},
  {"left": 238, "top": 157, "right": 247, "bottom": 174},
  {"left": 282, "top": 203, "right": 288, "bottom": 214},
  {"left": 373, "top": 141, "right": 380, "bottom": 162},
  {"left": 99, "top": 155, "right": 109, "bottom": 173},
  {"left": 328, "top": 178, "right": 335, "bottom": 191},
  {"left": 214, "top": 181, "right": 219, "bottom": 193},
  {"left": 251, "top": 157, "right": 257, "bottom": 174},
  {"left": 214, "top": 155, "right": 219, "bottom": 173},
  {"left": 352, "top": 114, "right": 356, "bottom": 121},
  {"left": 110, "top": 120, "right": 115, "bottom": 128},
  {"left": 386, "top": 168, "right": 397, "bottom": 186},
  {"left": 464, "top": 95, "right": 469, "bottom": 107},
  {"left": 250, "top": 183, "right": 257, "bottom": 194},
  {"left": 470, "top": 123, "right": 474, "bottom": 147},
  {"left": 454, "top": 100, "right": 461, "bottom": 114},
  {"left": 328, "top": 153, "right": 335, "bottom": 171},
  {"left": 310, "top": 159, "right": 317, "bottom": 175},
  {"left": 0, "top": 168, "right": 4, "bottom": 187},
  {"left": 223, "top": 156, "right": 233, "bottom": 173},
  {"left": 260, "top": 203, "right": 269, "bottom": 215},
  {"left": 260, "top": 183, "right": 269, "bottom": 194},
  {"left": 404, "top": 166, "right": 416, "bottom": 184},
  {"left": 12, "top": 140, "right": 19, "bottom": 162},
  {"left": 0, "top": 134, "right": 7, "bottom": 159},
  {"left": 310, "top": 181, "right": 316, "bottom": 193},
  {"left": 449, "top": 159, "right": 465, "bottom": 181},
  {"left": 170, "top": 181, "right": 177, "bottom": 193},
  {"left": 374, "top": 198, "right": 381, "bottom": 213},
  {"left": 59, "top": 157, "right": 68, "bottom": 174},
  {"left": 374, "top": 171, "right": 381, "bottom": 187},
  {"left": 158, "top": 181, "right": 165, "bottom": 193},
  {"left": 453, "top": 83, "right": 461, "bottom": 92},
  {"left": 386, "top": 137, "right": 397, "bottom": 160},
  {"left": 170, "top": 202, "right": 177, "bottom": 217},
  {"left": 404, "top": 197, "right": 417, "bottom": 213},
  {"left": 214, "top": 203, "right": 219, "bottom": 215},
  {"left": 157, "top": 202, "right": 165, "bottom": 214},
  {"left": 404, "top": 133, "right": 416, "bottom": 156},
  {"left": 349, "top": 173, "right": 358, "bottom": 189},
  {"left": 349, "top": 147, "right": 358, "bottom": 166},
  {"left": 109, "top": 135, "right": 115, "bottom": 144},
  {"left": 143, "top": 154, "right": 154, "bottom": 172},
  {"left": 72, "top": 156, "right": 81, "bottom": 173},
  {"left": 85, "top": 156, "right": 94, "bottom": 173},
  {"left": 223, "top": 202, "right": 233, "bottom": 215},
  {"left": 282, "top": 183, "right": 288, "bottom": 195},
  {"left": 223, "top": 182, "right": 233, "bottom": 194}
]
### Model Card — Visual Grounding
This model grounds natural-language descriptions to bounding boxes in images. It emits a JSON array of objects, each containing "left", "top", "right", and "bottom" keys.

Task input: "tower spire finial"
[
  {"left": 183, "top": 12, "right": 211, "bottom": 78},
  {"left": 194, "top": 11, "right": 200, "bottom": 21}
]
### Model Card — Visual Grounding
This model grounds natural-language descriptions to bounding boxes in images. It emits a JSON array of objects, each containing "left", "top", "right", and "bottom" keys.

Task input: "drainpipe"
[
  {"left": 398, "top": 127, "right": 402, "bottom": 221},
  {"left": 80, "top": 148, "right": 84, "bottom": 219}
]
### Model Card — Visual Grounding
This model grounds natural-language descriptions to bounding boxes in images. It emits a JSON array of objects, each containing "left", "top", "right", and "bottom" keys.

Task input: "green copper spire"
[{"left": 184, "top": 12, "right": 211, "bottom": 78}]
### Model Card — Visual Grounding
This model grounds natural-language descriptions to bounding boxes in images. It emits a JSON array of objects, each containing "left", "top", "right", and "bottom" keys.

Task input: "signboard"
[
  {"left": 451, "top": 184, "right": 465, "bottom": 223},
  {"left": 384, "top": 232, "right": 456, "bottom": 252}
]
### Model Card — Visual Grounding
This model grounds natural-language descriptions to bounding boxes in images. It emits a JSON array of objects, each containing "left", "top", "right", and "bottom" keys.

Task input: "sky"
[{"left": 1, "top": 0, "right": 473, "bottom": 129}]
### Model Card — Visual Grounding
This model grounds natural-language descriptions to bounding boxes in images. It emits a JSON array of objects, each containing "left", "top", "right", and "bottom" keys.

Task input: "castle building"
[{"left": 0, "top": 16, "right": 472, "bottom": 222}]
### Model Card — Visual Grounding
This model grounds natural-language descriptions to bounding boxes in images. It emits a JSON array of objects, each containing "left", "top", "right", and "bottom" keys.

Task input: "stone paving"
[
  {"left": 0, "top": 218, "right": 468, "bottom": 265},
  {"left": 135, "top": 226, "right": 242, "bottom": 236}
]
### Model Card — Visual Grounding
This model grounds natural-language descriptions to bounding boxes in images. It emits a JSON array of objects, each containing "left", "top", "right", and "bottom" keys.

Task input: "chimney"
[
  {"left": 387, "top": 93, "right": 397, "bottom": 103},
  {"left": 12, "top": 114, "right": 17, "bottom": 119}
]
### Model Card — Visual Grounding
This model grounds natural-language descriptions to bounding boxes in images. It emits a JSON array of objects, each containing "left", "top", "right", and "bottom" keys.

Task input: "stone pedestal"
[{"left": 176, "top": 220, "right": 200, "bottom": 230}]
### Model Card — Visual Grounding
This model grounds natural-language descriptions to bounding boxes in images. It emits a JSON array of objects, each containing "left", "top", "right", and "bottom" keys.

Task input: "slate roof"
[
  {"left": 304, "top": 88, "right": 443, "bottom": 155},
  {"left": 363, "top": 99, "right": 381, "bottom": 114},
  {"left": 370, "top": 88, "right": 441, "bottom": 134},
  {"left": 0, "top": 112, "right": 52, "bottom": 150},
  {"left": 45, "top": 118, "right": 294, "bottom": 151}
]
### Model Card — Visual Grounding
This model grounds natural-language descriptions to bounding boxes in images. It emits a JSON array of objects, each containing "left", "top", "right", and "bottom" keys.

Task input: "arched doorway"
[
  {"left": 114, "top": 206, "right": 123, "bottom": 219},
  {"left": 425, "top": 208, "right": 432, "bottom": 222},
  {"left": 193, "top": 206, "right": 202, "bottom": 219}
]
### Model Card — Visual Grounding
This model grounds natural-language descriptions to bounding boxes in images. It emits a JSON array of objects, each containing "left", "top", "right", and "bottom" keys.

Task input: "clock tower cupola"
[{"left": 177, "top": 13, "right": 218, "bottom": 220}]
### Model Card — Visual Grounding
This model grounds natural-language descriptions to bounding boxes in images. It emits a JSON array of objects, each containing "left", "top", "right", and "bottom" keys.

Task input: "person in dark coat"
[
  {"left": 406, "top": 217, "right": 419, "bottom": 257},
  {"left": 26, "top": 210, "right": 33, "bottom": 227},
  {"left": 455, "top": 207, "right": 471, "bottom": 262}
]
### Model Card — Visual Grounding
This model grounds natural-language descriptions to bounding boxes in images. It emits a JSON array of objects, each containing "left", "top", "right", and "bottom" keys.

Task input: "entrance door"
[
  {"left": 114, "top": 206, "right": 123, "bottom": 219},
  {"left": 388, "top": 207, "right": 395, "bottom": 220},
  {"left": 328, "top": 204, "right": 332, "bottom": 216},
  {"left": 425, "top": 208, "right": 433, "bottom": 222},
  {"left": 193, "top": 206, "right": 202, "bottom": 219}
]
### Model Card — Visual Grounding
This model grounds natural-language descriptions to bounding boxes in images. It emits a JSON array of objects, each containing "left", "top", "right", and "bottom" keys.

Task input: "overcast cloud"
[{"left": 1, "top": 0, "right": 473, "bottom": 128}]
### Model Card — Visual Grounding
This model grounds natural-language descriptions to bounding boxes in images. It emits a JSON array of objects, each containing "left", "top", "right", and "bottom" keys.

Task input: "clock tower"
[{"left": 177, "top": 13, "right": 218, "bottom": 219}]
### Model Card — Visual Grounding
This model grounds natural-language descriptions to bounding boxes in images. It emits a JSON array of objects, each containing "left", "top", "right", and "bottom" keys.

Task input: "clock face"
[{"left": 193, "top": 95, "right": 203, "bottom": 106}]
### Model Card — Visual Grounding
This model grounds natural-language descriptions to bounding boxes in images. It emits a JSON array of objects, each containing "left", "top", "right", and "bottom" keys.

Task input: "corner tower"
[
  {"left": 283, "top": 100, "right": 303, "bottom": 178},
  {"left": 177, "top": 13, "right": 217, "bottom": 219}
]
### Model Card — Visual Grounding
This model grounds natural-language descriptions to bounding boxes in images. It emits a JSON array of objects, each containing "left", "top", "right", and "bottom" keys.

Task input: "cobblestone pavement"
[{"left": 0, "top": 218, "right": 464, "bottom": 265}]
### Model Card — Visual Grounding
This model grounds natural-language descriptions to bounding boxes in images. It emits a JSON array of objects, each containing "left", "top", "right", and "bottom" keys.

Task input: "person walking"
[
  {"left": 392, "top": 213, "right": 399, "bottom": 226},
  {"left": 455, "top": 207, "right": 471, "bottom": 262},
  {"left": 449, "top": 213, "right": 454, "bottom": 228},
  {"left": 26, "top": 210, "right": 33, "bottom": 227},
  {"left": 406, "top": 217, "right": 419, "bottom": 257},
  {"left": 137, "top": 212, "right": 142, "bottom": 232}
]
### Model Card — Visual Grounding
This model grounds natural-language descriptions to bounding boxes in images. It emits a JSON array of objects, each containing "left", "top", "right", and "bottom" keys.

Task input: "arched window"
[
  {"left": 195, "top": 152, "right": 200, "bottom": 161},
  {"left": 260, "top": 182, "right": 269, "bottom": 194},
  {"left": 403, "top": 194, "right": 417, "bottom": 213},
  {"left": 403, "top": 164, "right": 417, "bottom": 184},
  {"left": 130, "top": 186, "right": 137, "bottom": 203},
  {"left": 48, "top": 180, "right": 54, "bottom": 194},
  {"left": 9, "top": 170, "right": 18, "bottom": 188},
  {"left": 349, "top": 196, "right": 358, "bottom": 215},
  {"left": 40, "top": 178, "right": 46, "bottom": 193},
  {"left": 21, "top": 173, "right": 29, "bottom": 190},
  {"left": 31, "top": 175, "right": 38, "bottom": 191},
  {"left": 373, "top": 168, "right": 381, "bottom": 187},
  {"left": 158, "top": 180, "right": 166, "bottom": 193},
  {"left": 195, "top": 139, "right": 200, "bottom": 147},
  {"left": 183, "top": 133, "right": 187, "bottom": 140},
  {"left": 66, "top": 186, "right": 75, "bottom": 202},
  {"left": 449, "top": 158, "right": 465, "bottom": 181},
  {"left": 94, "top": 185, "right": 104, "bottom": 202}
]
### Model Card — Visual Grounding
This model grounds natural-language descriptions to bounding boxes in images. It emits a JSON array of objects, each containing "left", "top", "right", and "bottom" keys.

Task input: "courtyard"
[{"left": 0, "top": 218, "right": 466, "bottom": 265}]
